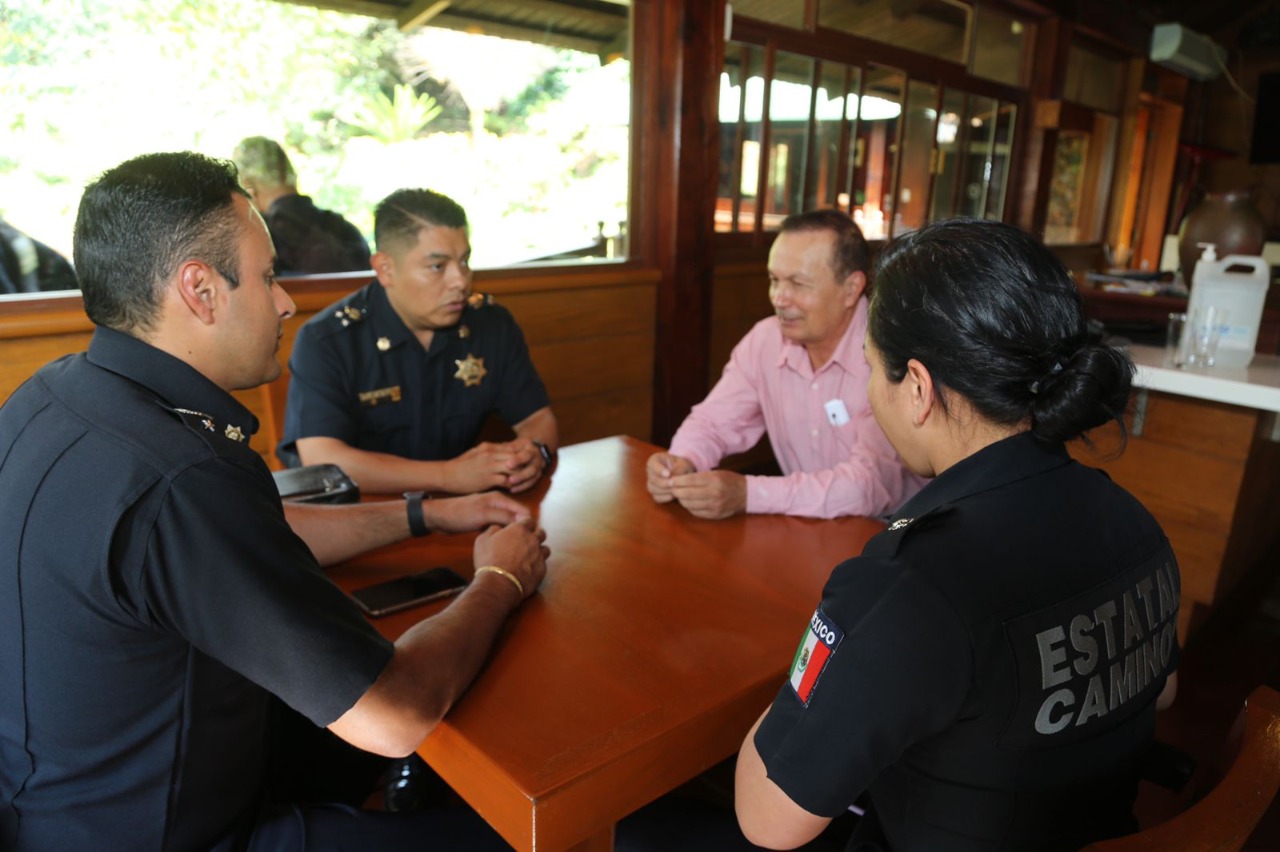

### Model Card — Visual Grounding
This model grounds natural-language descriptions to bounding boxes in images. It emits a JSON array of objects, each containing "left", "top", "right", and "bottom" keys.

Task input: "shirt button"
[
  {"left": 811, "top": 429, "right": 819, "bottom": 437},
  {"left": 811, "top": 382, "right": 818, "bottom": 391}
]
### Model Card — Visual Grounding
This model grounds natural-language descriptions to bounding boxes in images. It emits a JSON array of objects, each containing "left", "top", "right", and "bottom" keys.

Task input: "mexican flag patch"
[{"left": 789, "top": 606, "right": 844, "bottom": 706}]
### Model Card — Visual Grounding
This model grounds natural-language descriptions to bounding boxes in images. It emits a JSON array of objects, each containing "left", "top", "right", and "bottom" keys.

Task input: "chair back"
[{"left": 1084, "top": 684, "right": 1280, "bottom": 851}]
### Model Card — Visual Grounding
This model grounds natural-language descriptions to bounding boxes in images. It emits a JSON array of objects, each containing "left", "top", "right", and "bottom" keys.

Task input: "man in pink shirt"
[{"left": 647, "top": 210, "right": 925, "bottom": 519}]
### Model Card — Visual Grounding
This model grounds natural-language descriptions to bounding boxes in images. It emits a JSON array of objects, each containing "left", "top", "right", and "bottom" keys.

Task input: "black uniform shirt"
[
  {"left": 755, "top": 432, "right": 1180, "bottom": 852},
  {"left": 264, "top": 194, "right": 371, "bottom": 275},
  {"left": 0, "top": 328, "right": 393, "bottom": 852},
  {"left": 280, "top": 282, "right": 550, "bottom": 467}
]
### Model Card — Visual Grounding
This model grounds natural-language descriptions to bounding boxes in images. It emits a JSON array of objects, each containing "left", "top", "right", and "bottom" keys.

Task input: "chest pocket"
[{"left": 356, "top": 389, "right": 413, "bottom": 453}]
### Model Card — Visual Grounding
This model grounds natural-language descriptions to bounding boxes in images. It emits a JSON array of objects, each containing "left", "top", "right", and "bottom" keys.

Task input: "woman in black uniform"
[{"left": 736, "top": 219, "right": 1179, "bottom": 851}]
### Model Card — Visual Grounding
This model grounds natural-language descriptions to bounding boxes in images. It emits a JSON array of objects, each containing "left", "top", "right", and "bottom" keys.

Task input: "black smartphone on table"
[{"left": 350, "top": 567, "right": 468, "bottom": 617}]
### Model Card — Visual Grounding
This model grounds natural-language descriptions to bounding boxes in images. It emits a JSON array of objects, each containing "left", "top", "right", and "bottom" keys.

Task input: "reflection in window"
[
  {"left": 732, "top": 0, "right": 806, "bottom": 30},
  {"left": 1065, "top": 43, "right": 1125, "bottom": 113},
  {"left": 717, "top": 43, "right": 766, "bottom": 232},
  {"left": 820, "top": 0, "right": 972, "bottom": 65},
  {"left": 765, "top": 53, "right": 815, "bottom": 227},
  {"left": 715, "top": 39, "right": 1016, "bottom": 240},
  {"left": 0, "top": 0, "right": 632, "bottom": 273},
  {"left": 896, "top": 80, "right": 938, "bottom": 235},
  {"left": 853, "top": 70, "right": 905, "bottom": 240},
  {"left": 971, "top": 5, "right": 1029, "bottom": 86}
]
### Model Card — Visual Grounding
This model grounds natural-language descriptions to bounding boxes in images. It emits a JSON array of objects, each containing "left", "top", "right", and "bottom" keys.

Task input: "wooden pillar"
[{"left": 635, "top": 0, "right": 724, "bottom": 444}]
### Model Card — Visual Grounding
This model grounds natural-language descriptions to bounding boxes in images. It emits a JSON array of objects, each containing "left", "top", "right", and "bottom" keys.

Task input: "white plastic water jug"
[{"left": 1186, "top": 243, "right": 1271, "bottom": 367}]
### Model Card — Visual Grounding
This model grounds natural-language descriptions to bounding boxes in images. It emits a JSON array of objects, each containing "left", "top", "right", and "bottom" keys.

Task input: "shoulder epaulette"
[
  {"left": 866, "top": 504, "right": 955, "bottom": 558},
  {"left": 169, "top": 406, "right": 251, "bottom": 447}
]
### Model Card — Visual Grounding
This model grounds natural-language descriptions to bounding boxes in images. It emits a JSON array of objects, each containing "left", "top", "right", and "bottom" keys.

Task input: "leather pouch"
[{"left": 272, "top": 464, "right": 360, "bottom": 504}]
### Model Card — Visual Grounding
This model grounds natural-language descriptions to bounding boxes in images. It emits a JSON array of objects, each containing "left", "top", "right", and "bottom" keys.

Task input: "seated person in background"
[
  {"left": 232, "top": 135, "right": 371, "bottom": 274},
  {"left": 0, "top": 151, "right": 547, "bottom": 850},
  {"left": 0, "top": 217, "right": 78, "bottom": 293},
  {"left": 647, "top": 209, "right": 924, "bottom": 520},
  {"left": 735, "top": 219, "right": 1180, "bottom": 851},
  {"left": 280, "top": 188, "right": 557, "bottom": 495}
]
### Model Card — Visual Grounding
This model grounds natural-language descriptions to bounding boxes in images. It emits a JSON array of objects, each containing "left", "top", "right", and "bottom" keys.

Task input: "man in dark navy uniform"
[
  {"left": 280, "top": 188, "right": 558, "bottom": 496},
  {"left": 232, "top": 136, "right": 371, "bottom": 275},
  {"left": 0, "top": 152, "right": 547, "bottom": 851}
]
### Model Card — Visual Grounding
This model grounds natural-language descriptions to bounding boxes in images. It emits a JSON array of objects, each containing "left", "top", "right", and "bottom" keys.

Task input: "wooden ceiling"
[
  {"left": 269, "top": 0, "right": 1276, "bottom": 58},
  {"left": 274, "top": 0, "right": 631, "bottom": 56}
]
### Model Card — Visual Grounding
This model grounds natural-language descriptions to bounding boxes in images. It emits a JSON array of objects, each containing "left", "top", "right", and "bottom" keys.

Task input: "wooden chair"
[
  {"left": 259, "top": 371, "right": 290, "bottom": 471},
  {"left": 1084, "top": 684, "right": 1280, "bottom": 851}
]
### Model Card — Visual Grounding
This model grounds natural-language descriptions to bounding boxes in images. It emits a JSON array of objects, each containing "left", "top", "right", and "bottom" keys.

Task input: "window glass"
[
  {"left": 765, "top": 52, "right": 816, "bottom": 226},
  {"left": 928, "top": 88, "right": 969, "bottom": 222},
  {"left": 0, "top": 0, "right": 632, "bottom": 279},
  {"left": 1065, "top": 43, "right": 1124, "bottom": 113},
  {"left": 717, "top": 43, "right": 767, "bottom": 232},
  {"left": 732, "top": 0, "right": 806, "bottom": 30},
  {"left": 970, "top": 4, "right": 1028, "bottom": 86},
  {"left": 820, "top": 0, "right": 971, "bottom": 65},
  {"left": 812, "top": 62, "right": 862, "bottom": 211},
  {"left": 849, "top": 69, "right": 904, "bottom": 240},
  {"left": 895, "top": 79, "right": 938, "bottom": 235},
  {"left": 985, "top": 100, "right": 1017, "bottom": 220}
]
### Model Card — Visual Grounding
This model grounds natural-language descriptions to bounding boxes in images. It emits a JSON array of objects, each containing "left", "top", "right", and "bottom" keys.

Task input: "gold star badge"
[
  {"left": 458, "top": 324, "right": 470, "bottom": 339},
  {"left": 225, "top": 424, "right": 245, "bottom": 442},
  {"left": 454, "top": 354, "right": 487, "bottom": 387},
  {"left": 376, "top": 337, "right": 391, "bottom": 351}
]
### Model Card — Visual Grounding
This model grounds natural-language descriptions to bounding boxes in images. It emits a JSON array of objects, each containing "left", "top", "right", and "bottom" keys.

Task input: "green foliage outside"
[{"left": 0, "top": 0, "right": 630, "bottom": 270}]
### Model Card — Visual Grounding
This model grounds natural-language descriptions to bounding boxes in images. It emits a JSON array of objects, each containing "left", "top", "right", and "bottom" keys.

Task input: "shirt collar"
[
  {"left": 777, "top": 296, "right": 869, "bottom": 377},
  {"left": 889, "top": 431, "right": 1072, "bottom": 524},
  {"left": 86, "top": 326, "right": 259, "bottom": 436},
  {"left": 365, "top": 282, "right": 467, "bottom": 356}
]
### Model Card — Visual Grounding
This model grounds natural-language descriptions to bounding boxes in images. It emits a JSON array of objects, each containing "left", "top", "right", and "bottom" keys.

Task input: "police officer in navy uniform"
[
  {"left": 735, "top": 219, "right": 1180, "bottom": 851},
  {"left": 280, "top": 187, "right": 558, "bottom": 496},
  {"left": 0, "top": 152, "right": 548, "bottom": 851}
]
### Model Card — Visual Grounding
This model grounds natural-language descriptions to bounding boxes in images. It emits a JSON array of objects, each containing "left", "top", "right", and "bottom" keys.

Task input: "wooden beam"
[{"left": 398, "top": 0, "right": 451, "bottom": 32}]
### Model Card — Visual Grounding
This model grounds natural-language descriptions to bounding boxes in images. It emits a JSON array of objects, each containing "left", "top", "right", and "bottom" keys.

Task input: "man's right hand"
[
  {"left": 472, "top": 517, "right": 548, "bottom": 602},
  {"left": 646, "top": 452, "right": 696, "bottom": 503},
  {"left": 425, "top": 492, "right": 532, "bottom": 534}
]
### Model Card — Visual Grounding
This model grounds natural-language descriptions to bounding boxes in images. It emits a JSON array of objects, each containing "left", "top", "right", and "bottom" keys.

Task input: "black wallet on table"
[{"left": 271, "top": 464, "right": 360, "bottom": 504}]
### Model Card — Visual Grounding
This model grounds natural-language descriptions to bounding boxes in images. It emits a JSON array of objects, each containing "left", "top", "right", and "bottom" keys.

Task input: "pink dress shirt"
[{"left": 669, "top": 300, "right": 926, "bottom": 518}]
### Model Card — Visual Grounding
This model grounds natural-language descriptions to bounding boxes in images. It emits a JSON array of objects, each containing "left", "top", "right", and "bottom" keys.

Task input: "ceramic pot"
[{"left": 1179, "top": 189, "right": 1267, "bottom": 283}]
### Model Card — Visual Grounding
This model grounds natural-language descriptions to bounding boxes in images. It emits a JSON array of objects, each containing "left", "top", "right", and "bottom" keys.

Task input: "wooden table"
[{"left": 327, "top": 435, "right": 884, "bottom": 851}]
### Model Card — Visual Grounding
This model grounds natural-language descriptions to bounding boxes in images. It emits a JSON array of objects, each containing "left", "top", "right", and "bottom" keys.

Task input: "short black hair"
[
  {"left": 374, "top": 189, "right": 468, "bottom": 254},
  {"left": 74, "top": 152, "right": 247, "bottom": 333},
  {"left": 777, "top": 209, "right": 870, "bottom": 282},
  {"left": 868, "top": 218, "right": 1133, "bottom": 443}
]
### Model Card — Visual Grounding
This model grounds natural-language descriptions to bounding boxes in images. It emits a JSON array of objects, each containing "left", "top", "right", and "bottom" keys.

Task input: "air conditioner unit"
[{"left": 1151, "top": 23, "right": 1227, "bottom": 82}]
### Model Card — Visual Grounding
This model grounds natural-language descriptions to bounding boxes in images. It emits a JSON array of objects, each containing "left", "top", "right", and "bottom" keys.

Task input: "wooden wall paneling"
[
  {"left": 1069, "top": 391, "right": 1275, "bottom": 641},
  {"left": 709, "top": 260, "right": 772, "bottom": 386}
]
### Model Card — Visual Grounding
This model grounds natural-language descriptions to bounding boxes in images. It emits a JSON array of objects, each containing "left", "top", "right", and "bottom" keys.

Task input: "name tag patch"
[
  {"left": 789, "top": 606, "right": 844, "bottom": 706},
  {"left": 358, "top": 386, "right": 402, "bottom": 407}
]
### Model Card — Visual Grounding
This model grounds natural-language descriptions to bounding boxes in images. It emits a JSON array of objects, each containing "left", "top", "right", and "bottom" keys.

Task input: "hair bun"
[{"left": 1030, "top": 344, "right": 1134, "bottom": 442}]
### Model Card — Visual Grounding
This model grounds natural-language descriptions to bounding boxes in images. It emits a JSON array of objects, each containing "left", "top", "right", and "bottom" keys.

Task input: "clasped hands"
[
  {"left": 646, "top": 452, "right": 747, "bottom": 520},
  {"left": 445, "top": 438, "right": 548, "bottom": 495}
]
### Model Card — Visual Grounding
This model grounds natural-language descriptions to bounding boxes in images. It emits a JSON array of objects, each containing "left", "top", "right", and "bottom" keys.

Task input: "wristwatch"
[
  {"left": 532, "top": 440, "right": 554, "bottom": 468},
  {"left": 404, "top": 490, "right": 430, "bottom": 537}
]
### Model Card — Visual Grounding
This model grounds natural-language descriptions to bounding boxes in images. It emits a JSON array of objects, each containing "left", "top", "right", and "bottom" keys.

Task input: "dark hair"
[
  {"left": 231, "top": 136, "right": 297, "bottom": 189},
  {"left": 778, "top": 209, "right": 871, "bottom": 282},
  {"left": 868, "top": 218, "right": 1133, "bottom": 443},
  {"left": 74, "top": 152, "right": 247, "bottom": 333},
  {"left": 374, "top": 189, "right": 468, "bottom": 253}
]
